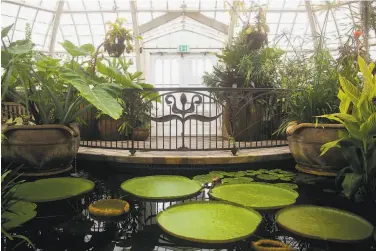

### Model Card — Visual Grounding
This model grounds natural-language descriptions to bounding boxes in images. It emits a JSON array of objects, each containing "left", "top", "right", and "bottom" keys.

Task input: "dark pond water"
[{"left": 3, "top": 163, "right": 376, "bottom": 251}]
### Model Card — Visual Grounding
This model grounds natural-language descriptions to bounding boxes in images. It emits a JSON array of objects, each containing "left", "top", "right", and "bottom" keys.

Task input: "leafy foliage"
[
  {"left": 276, "top": 49, "right": 340, "bottom": 134},
  {"left": 1, "top": 164, "right": 36, "bottom": 250},
  {"left": 319, "top": 56, "right": 376, "bottom": 201},
  {"left": 1, "top": 24, "right": 130, "bottom": 125}
]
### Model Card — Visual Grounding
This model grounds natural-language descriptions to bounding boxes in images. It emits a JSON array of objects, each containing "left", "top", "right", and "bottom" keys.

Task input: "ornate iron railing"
[{"left": 1, "top": 88, "right": 288, "bottom": 155}]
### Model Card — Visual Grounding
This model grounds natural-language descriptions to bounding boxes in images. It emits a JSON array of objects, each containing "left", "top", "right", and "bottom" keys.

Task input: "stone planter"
[
  {"left": 131, "top": 128, "right": 149, "bottom": 141},
  {"left": 1, "top": 123, "right": 80, "bottom": 171},
  {"left": 286, "top": 122, "right": 347, "bottom": 176}
]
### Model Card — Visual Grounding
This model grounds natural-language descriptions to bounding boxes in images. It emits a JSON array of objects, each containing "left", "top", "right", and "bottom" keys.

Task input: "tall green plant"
[
  {"left": 318, "top": 56, "right": 376, "bottom": 201},
  {"left": 1, "top": 24, "right": 124, "bottom": 124}
]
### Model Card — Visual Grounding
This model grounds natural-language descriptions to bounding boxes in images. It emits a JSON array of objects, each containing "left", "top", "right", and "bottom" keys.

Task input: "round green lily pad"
[
  {"left": 276, "top": 205, "right": 374, "bottom": 243},
  {"left": 157, "top": 201, "right": 262, "bottom": 243},
  {"left": 273, "top": 183, "right": 298, "bottom": 190},
  {"left": 280, "top": 177, "right": 293, "bottom": 182},
  {"left": 193, "top": 174, "right": 224, "bottom": 184},
  {"left": 14, "top": 178, "right": 95, "bottom": 202},
  {"left": 209, "top": 183, "right": 299, "bottom": 210},
  {"left": 2, "top": 201, "right": 37, "bottom": 230},
  {"left": 222, "top": 177, "right": 254, "bottom": 184},
  {"left": 121, "top": 176, "right": 202, "bottom": 201},
  {"left": 257, "top": 174, "right": 279, "bottom": 181}
]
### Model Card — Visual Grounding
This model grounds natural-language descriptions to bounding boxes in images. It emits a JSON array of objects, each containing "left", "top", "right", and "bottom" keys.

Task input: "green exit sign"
[{"left": 178, "top": 45, "right": 189, "bottom": 53}]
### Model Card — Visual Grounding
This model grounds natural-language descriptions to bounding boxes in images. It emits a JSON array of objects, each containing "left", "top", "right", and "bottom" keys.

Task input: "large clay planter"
[
  {"left": 97, "top": 115, "right": 123, "bottom": 141},
  {"left": 286, "top": 122, "right": 347, "bottom": 176},
  {"left": 222, "top": 102, "right": 264, "bottom": 141},
  {"left": 1, "top": 123, "right": 80, "bottom": 171},
  {"left": 131, "top": 128, "right": 150, "bottom": 141}
]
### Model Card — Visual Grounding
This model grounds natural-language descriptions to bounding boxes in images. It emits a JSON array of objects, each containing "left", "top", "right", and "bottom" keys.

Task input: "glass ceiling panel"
[{"left": 0, "top": 0, "right": 374, "bottom": 62}]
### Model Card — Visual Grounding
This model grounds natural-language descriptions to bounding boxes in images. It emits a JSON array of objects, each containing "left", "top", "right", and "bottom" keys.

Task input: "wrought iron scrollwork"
[{"left": 151, "top": 93, "right": 221, "bottom": 150}]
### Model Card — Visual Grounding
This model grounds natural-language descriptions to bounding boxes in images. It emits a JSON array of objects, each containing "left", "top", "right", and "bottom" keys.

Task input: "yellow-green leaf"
[{"left": 360, "top": 112, "right": 376, "bottom": 136}]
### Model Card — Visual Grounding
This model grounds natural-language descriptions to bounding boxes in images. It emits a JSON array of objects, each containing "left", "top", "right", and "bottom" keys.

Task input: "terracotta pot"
[
  {"left": 1, "top": 123, "right": 80, "bottom": 170},
  {"left": 222, "top": 102, "right": 263, "bottom": 141},
  {"left": 97, "top": 116, "right": 123, "bottom": 141},
  {"left": 131, "top": 128, "right": 149, "bottom": 141},
  {"left": 286, "top": 122, "right": 348, "bottom": 176}
]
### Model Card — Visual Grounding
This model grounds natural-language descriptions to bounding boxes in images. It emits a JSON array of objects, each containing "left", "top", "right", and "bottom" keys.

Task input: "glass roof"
[{"left": 1, "top": 0, "right": 375, "bottom": 58}]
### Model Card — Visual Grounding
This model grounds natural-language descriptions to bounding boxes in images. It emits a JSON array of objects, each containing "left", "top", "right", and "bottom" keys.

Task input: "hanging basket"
[
  {"left": 252, "top": 239, "right": 294, "bottom": 251},
  {"left": 104, "top": 38, "right": 126, "bottom": 57}
]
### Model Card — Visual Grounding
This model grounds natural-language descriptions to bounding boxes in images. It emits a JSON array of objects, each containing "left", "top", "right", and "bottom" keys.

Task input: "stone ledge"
[{"left": 78, "top": 146, "right": 292, "bottom": 165}]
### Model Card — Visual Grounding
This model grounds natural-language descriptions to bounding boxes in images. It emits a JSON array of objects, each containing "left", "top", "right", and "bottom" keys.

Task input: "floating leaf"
[
  {"left": 257, "top": 174, "right": 279, "bottom": 181},
  {"left": 244, "top": 170, "right": 259, "bottom": 176},
  {"left": 280, "top": 177, "right": 293, "bottom": 182},
  {"left": 122, "top": 176, "right": 202, "bottom": 200},
  {"left": 2, "top": 201, "right": 37, "bottom": 230},
  {"left": 294, "top": 173, "right": 325, "bottom": 185},
  {"left": 14, "top": 178, "right": 95, "bottom": 202},
  {"left": 274, "top": 183, "right": 298, "bottom": 190},
  {"left": 276, "top": 205, "right": 374, "bottom": 243},
  {"left": 209, "top": 183, "right": 299, "bottom": 210},
  {"left": 157, "top": 201, "right": 262, "bottom": 243},
  {"left": 221, "top": 177, "right": 254, "bottom": 184}
]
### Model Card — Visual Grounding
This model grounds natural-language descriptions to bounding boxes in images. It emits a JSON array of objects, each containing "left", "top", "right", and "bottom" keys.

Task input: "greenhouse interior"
[{"left": 1, "top": 0, "right": 376, "bottom": 250}]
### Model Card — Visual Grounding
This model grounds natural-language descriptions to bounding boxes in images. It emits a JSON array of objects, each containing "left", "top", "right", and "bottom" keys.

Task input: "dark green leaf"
[{"left": 1, "top": 24, "right": 14, "bottom": 38}]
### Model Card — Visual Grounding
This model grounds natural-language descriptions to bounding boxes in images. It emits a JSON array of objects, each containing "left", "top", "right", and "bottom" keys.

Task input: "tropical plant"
[
  {"left": 318, "top": 56, "right": 376, "bottom": 201},
  {"left": 1, "top": 24, "right": 123, "bottom": 125},
  {"left": 104, "top": 18, "right": 134, "bottom": 57},
  {"left": 275, "top": 48, "right": 340, "bottom": 135},
  {"left": 95, "top": 56, "right": 159, "bottom": 133},
  {"left": 2, "top": 164, "right": 36, "bottom": 250}
]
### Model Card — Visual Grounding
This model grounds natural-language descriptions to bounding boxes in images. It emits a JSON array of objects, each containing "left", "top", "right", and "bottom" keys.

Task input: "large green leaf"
[
  {"left": 276, "top": 205, "right": 374, "bottom": 242},
  {"left": 7, "top": 42, "right": 33, "bottom": 55},
  {"left": 1, "top": 24, "right": 13, "bottom": 38},
  {"left": 209, "top": 183, "right": 299, "bottom": 210},
  {"left": 2, "top": 201, "right": 37, "bottom": 230},
  {"left": 60, "top": 69, "right": 122, "bottom": 120},
  {"left": 320, "top": 138, "right": 343, "bottom": 156},
  {"left": 341, "top": 173, "right": 363, "bottom": 199},
  {"left": 14, "top": 178, "right": 94, "bottom": 202},
  {"left": 338, "top": 74, "right": 361, "bottom": 105},
  {"left": 360, "top": 112, "right": 376, "bottom": 136},
  {"left": 60, "top": 40, "right": 92, "bottom": 57},
  {"left": 157, "top": 201, "right": 262, "bottom": 243},
  {"left": 121, "top": 175, "right": 202, "bottom": 200}
]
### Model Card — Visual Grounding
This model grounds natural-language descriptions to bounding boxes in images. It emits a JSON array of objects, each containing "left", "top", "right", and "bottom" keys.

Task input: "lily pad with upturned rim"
[
  {"left": 221, "top": 177, "right": 254, "bottom": 184},
  {"left": 157, "top": 201, "right": 262, "bottom": 243},
  {"left": 2, "top": 201, "right": 37, "bottom": 230},
  {"left": 13, "top": 177, "right": 95, "bottom": 202},
  {"left": 256, "top": 174, "right": 279, "bottom": 181},
  {"left": 276, "top": 205, "right": 374, "bottom": 243},
  {"left": 274, "top": 183, "right": 298, "bottom": 190},
  {"left": 209, "top": 183, "right": 299, "bottom": 210},
  {"left": 192, "top": 174, "right": 224, "bottom": 184},
  {"left": 121, "top": 175, "right": 202, "bottom": 201}
]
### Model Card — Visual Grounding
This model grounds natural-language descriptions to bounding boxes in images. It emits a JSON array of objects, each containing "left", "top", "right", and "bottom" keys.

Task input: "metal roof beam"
[
  {"left": 139, "top": 12, "right": 181, "bottom": 34},
  {"left": 49, "top": 0, "right": 65, "bottom": 55},
  {"left": 130, "top": 0, "right": 141, "bottom": 72},
  {"left": 185, "top": 12, "right": 228, "bottom": 34}
]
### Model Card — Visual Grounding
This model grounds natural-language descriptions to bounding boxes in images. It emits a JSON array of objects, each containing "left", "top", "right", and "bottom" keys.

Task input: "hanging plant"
[{"left": 104, "top": 18, "right": 134, "bottom": 57}]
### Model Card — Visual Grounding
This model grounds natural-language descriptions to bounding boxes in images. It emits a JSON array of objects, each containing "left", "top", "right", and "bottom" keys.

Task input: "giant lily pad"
[
  {"left": 14, "top": 177, "right": 95, "bottom": 202},
  {"left": 2, "top": 201, "right": 37, "bottom": 230},
  {"left": 121, "top": 176, "right": 202, "bottom": 201},
  {"left": 276, "top": 205, "right": 374, "bottom": 243},
  {"left": 221, "top": 177, "right": 254, "bottom": 184},
  {"left": 157, "top": 201, "right": 262, "bottom": 243},
  {"left": 209, "top": 183, "right": 299, "bottom": 210}
]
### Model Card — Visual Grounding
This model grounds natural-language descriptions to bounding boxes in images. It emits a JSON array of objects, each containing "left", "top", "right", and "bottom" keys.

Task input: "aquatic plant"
[{"left": 88, "top": 199, "right": 130, "bottom": 217}]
